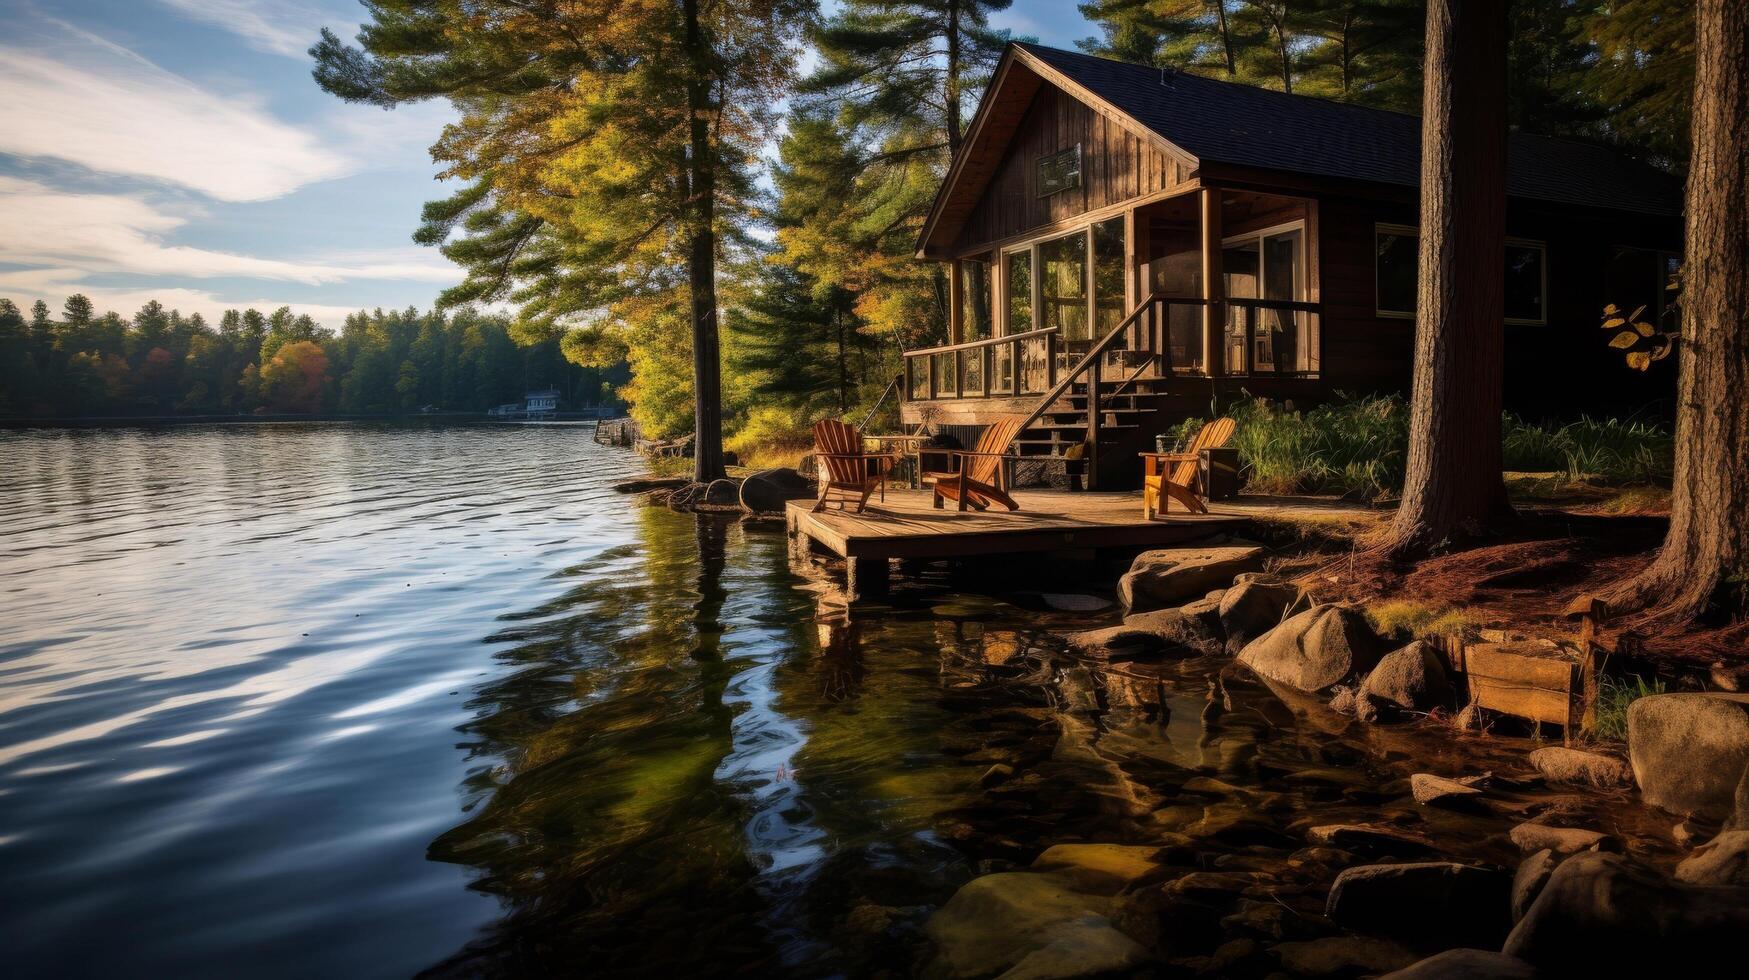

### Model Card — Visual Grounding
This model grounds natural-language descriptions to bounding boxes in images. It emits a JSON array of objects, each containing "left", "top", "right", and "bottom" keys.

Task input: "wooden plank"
[
  {"left": 1464, "top": 643, "right": 1576, "bottom": 691},
  {"left": 1467, "top": 675, "right": 1573, "bottom": 728}
]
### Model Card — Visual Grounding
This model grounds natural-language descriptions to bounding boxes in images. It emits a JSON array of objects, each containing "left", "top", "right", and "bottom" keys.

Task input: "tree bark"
[
  {"left": 1381, "top": 0, "right": 1515, "bottom": 556},
  {"left": 945, "top": 1, "right": 963, "bottom": 155},
  {"left": 1216, "top": 1, "right": 1237, "bottom": 75},
  {"left": 1607, "top": 0, "right": 1749, "bottom": 624},
  {"left": 684, "top": 0, "right": 726, "bottom": 483}
]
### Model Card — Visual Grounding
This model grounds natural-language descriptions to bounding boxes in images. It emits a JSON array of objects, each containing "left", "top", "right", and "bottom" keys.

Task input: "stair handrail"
[{"left": 1017, "top": 293, "right": 1198, "bottom": 433}]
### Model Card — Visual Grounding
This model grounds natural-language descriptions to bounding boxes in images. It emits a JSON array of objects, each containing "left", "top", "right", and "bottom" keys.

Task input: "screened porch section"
[{"left": 904, "top": 188, "right": 1322, "bottom": 403}]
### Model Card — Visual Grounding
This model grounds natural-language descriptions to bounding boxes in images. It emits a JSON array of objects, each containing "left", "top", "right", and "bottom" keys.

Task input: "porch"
[{"left": 900, "top": 185, "right": 1325, "bottom": 488}]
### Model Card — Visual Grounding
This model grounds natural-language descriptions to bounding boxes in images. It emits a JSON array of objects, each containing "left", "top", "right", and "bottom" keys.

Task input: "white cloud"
[
  {"left": 155, "top": 0, "right": 350, "bottom": 59},
  {"left": 0, "top": 30, "right": 351, "bottom": 201},
  {"left": 0, "top": 177, "right": 457, "bottom": 285}
]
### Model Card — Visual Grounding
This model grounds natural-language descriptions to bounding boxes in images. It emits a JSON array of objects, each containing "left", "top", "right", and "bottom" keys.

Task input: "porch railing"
[{"left": 903, "top": 326, "right": 1060, "bottom": 401}]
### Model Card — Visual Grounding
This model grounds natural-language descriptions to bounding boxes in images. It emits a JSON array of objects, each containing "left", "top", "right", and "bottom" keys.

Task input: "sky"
[{"left": 0, "top": 1, "right": 1096, "bottom": 327}]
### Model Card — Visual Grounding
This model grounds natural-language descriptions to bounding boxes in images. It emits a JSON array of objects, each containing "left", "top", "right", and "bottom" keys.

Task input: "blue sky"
[{"left": 0, "top": 1, "right": 1095, "bottom": 326}]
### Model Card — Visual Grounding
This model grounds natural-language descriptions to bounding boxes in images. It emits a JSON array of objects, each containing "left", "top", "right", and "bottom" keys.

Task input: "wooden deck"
[{"left": 786, "top": 488, "right": 1248, "bottom": 562}]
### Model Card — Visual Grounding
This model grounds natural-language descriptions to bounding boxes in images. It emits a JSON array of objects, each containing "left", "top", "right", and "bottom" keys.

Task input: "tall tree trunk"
[
  {"left": 1608, "top": 0, "right": 1749, "bottom": 625},
  {"left": 684, "top": 0, "right": 726, "bottom": 483},
  {"left": 1381, "top": 0, "right": 1514, "bottom": 556},
  {"left": 945, "top": 1, "right": 963, "bottom": 155},
  {"left": 1215, "top": 1, "right": 1237, "bottom": 75}
]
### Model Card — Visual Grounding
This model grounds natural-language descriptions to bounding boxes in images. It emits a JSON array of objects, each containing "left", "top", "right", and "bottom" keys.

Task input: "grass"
[
  {"left": 1366, "top": 599, "right": 1487, "bottom": 642},
  {"left": 1172, "top": 393, "right": 1674, "bottom": 501},
  {"left": 1592, "top": 673, "right": 1668, "bottom": 742}
]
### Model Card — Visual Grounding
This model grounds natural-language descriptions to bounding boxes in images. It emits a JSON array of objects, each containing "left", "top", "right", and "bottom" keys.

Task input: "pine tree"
[
  {"left": 312, "top": 0, "right": 811, "bottom": 481},
  {"left": 1078, "top": 1, "right": 1243, "bottom": 75},
  {"left": 1579, "top": 0, "right": 1695, "bottom": 171}
]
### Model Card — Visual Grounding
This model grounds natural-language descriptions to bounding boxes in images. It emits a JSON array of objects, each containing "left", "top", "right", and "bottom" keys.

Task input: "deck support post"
[
  {"left": 1199, "top": 186, "right": 1225, "bottom": 378},
  {"left": 846, "top": 556, "right": 889, "bottom": 600}
]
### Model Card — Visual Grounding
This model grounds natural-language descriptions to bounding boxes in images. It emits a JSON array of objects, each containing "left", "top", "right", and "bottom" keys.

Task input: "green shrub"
[
  {"left": 1503, "top": 414, "right": 1672, "bottom": 485},
  {"left": 1592, "top": 673, "right": 1667, "bottom": 742}
]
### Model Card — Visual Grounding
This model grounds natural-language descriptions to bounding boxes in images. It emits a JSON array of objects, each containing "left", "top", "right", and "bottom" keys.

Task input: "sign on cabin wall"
[{"left": 1036, "top": 144, "right": 1081, "bottom": 198}]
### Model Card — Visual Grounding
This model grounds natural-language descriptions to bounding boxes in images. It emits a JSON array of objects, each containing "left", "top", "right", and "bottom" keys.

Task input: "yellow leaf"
[
  {"left": 1602, "top": 317, "right": 1626, "bottom": 329},
  {"left": 1629, "top": 304, "right": 1648, "bottom": 321},
  {"left": 1634, "top": 320, "right": 1656, "bottom": 337},
  {"left": 1626, "top": 351, "right": 1652, "bottom": 371},
  {"left": 1602, "top": 303, "right": 1619, "bottom": 315},
  {"left": 1609, "top": 331, "right": 1639, "bottom": 349}
]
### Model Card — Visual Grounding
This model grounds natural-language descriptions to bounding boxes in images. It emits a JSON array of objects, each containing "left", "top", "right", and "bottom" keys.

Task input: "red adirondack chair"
[
  {"left": 810, "top": 418, "right": 897, "bottom": 513},
  {"left": 924, "top": 415, "right": 1026, "bottom": 511}
]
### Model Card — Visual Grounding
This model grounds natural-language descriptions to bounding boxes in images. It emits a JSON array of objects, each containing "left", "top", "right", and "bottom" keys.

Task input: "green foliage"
[
  {"left": 1593, "top": 673, "right": 1667, "bottom": 742},
  {"left": 1501, "top": 415, "right": 1674, "bottom": 485},
  {"left": 0, "top": 294, "right": 621, "bottom": 418}
]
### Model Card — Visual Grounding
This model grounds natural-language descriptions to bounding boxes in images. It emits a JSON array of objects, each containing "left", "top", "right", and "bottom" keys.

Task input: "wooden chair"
[
  {"left": 810, "top": 418, "right": 897, "bottom": 513},
  {"left": 925, "top": 415, "right": 1027, "bottom": 512},
  {"left": 1142, "top": 417, "right": 1237, "bottom": 518}
]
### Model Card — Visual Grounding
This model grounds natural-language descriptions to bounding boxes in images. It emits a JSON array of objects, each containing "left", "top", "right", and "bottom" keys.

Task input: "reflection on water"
[{"left": 0, "top": 423, "right": 1668, "bottom": 978}]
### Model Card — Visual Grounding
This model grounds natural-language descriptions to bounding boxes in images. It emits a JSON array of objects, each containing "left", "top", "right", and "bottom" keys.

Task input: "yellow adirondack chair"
[{"left": 1142, "top": 417, "right": 1236, "bottom": 518}]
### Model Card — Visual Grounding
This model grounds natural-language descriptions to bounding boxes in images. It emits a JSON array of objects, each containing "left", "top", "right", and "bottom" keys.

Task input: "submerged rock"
[
  {"left": 1503, "top": 851, "right": 1749, "bottom": 975},
  {"left": 1508, "top": 823, "right": 1615, "bottom": 855},
  {"left": 1118, "top": 545, "right": 1265, "bottom": 614},
  {"left": 1525, "top": 746, "right": 1632, "bottom": 788},
  {"left": 1361, "top": 641, "right": 1454, "bottom": 712},
  {"left": 995, "top": 915, "right": 1147, "bottom": 980},
  {"left": 1305, "top": 823, "right": 1437, "bottom": 858},
  {"left": 737, "top": 467, "right": 813, "bottom": 512},
  {"left": 1030, "top": 844, "right": 1167, "bottom": 894},
  {"left": 1381, "top": 949, "right": 1541, "bottom": 979},
  {"left": 1237, "top": 604, "right": 1382, "bottom": 693},
  {"left": 1217, "top": 574, "right": 1304, "bottom": 654},
  {"left": 1326, "top": 862, "right": 1513, "bottom": 950},
  {"left": 923, "top": 872, "right": 1113, "bottom": 979},
  {"left": 1273, "top": 936, "right": 1418, "bottom": 977},
  {"left": 1063, "top": 608, "right": 1221, "bottom": 661},
  {"left": 1040, "top": 593, "right": 1114, "bottom": 613},
  {"left": 1627, "top": 692, "right": 1749, "bottom": 818},
  {"left": 1674, "top": 829, "right": 1749, "bottom": 886},
  {"left": 1409, "top": 773, "right": 1485, "bottom": 808}
]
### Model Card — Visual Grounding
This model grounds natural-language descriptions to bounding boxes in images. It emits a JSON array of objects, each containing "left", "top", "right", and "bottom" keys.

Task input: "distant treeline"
[{"left": 0, "top": 295, "right": 626, "bottom": 418}]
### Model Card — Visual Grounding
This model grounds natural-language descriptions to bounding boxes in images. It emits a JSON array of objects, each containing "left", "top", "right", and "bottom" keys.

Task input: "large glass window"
[
  {"left": 1375, "top": 224, "right": 1547, "bottom": 324},
  {"left": 1091, "top": 217, "right": 1127, "bottom": 336},
  {"left": 1006, "top": 250, "right": 1033, "bottom": 334},
  {"left": 1040, "top": 230, "right": 1089, "bottom": 342},
  {"left": 959, "top": 256, "right": 993, "bottom": 341},
  {"left": 1223, "top": 224, "right": 1313, "bottom": 374}
]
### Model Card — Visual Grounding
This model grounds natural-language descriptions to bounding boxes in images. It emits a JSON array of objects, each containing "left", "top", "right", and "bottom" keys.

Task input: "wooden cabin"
[{"left": 904, "top": 43, "right": 1683, "bottom": 489}]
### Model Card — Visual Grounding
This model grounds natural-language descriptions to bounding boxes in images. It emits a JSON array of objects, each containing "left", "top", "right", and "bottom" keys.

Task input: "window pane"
[
  {"left": 1260, "top": 229, "right": 1301, "bottom": 372},
  {"left": 1092, "top": 217, "right": 1127, "bottom": 335},
  {"left": 1505, "top": 243, "right": 1544, "bottom": 322},
  {"left": 1040, "top": 231, "right": 1088, "bottom": 342},
  {"left": 959, "top": 257, "right": 992, "bottom": 341},
  {"left": 1006, "top": 251, "right": 1033, "bottom": 334},
  {"left": 1376, "top": 230, "right": 1417, "bottom": 315}
]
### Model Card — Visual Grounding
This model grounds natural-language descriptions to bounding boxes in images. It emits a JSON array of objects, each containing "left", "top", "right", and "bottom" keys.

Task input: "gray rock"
[
  {"left": 1177, "top": 593, "right": 1226, "bottom": 634},
  {"left": 1305, "top": 823, "right": 1438, "bottom": 858},
  {"left": 1326, "top": 862, "right": 1513, "bottom": 949},
  {"left": 1361, "top": 641, "right": 1454, "bottom": 712},
  {"left": 1409, "top": 773, "right": 1484, "bottom": 808},
  {"left": 1627, "top": 692, "right": 1749, "bottom": 818},
  {"left": 1117, "top": 545, "right": 1265, "bottom": 614},
  {"left": 1674, "top": 829, "right": 1749, "bottom": 886},
  {"left": 1040, "top": 593, "right": 1113, "bottom": 613},
  {"left": 737, "top": 467, "right": 813, "bottom": 512},
  {"left": 1237, "top": 603, "right": 1382, "bottom": 693},
  {"left": 1510, "top": 849, "right": 1558, "bottom": 922},
  {"left": 1503, "top": 851, "right": 1749, "bottom": 975},
  {"left": 1216, "top": 575, "right": 1304, "bottom": 654},
  {"left": 923, "top": 872, "right": 1113, "bottom": 979},
  {"left": 1508, "top": 823, "right": 1614, "bottom": 855},
  {"left": 1526, "top": 746, "right": 1632, "bottom": 788},
  {"left": 1064, "top": 607, "right": 1222, "bottom": 661},
  {"left": 1381, "top": 949, "right": 1541, "bottom": 979}
]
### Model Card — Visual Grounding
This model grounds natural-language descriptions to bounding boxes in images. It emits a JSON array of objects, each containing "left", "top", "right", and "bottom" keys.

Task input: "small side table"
[{"left": 865, "top": 434, "right": 927, "bottom": 488}]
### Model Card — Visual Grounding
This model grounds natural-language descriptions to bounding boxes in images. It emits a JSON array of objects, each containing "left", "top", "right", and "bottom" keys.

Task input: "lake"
[{"left": 0, "top": 422, "right": 1661, "bottom": 978}]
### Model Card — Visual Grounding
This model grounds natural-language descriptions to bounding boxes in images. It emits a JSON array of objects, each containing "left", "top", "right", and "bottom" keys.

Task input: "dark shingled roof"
[{"left": 1017, "top": 43, "right": 1682, "bottom": 218}]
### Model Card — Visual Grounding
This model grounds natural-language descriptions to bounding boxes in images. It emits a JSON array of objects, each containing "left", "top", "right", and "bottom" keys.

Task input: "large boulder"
[
  {"left": 738, "top": 467, "right": 814, "bottom": 512},
  {"left": 1216, "top": 574, "right": 1304, "bottom": 654},
  {"left": 994, "top": 916, "right": 1148, "bottom": 980},
  {"left": 1063, "top": 608, "right": 1222, "bottom": 661},
  {"left": 1326, "top": 862, "right": 1513, "bottom": 949},
  {"left": 1503, "top": 851, "right": 1749, "bottom": 975},
  {"left": 923, "top": 872, "right": 1115, "bottom": 979},
  {"left": 1118, "top": 545, "right": 1265, "bottom": 614},
  {"left": 1627, "top": 692, "right": 1749, "bottom": 818},
  {"left": 1360, "top": 641, "right": 1454, "bottom": 712},
  {"left": 1510, "top": 850, "right": 1558, "bottom": 922},
  {"left": 1674, "top": 829, "right": 1749, "bottom": 886},
  {"left": 1381, "top": 950, "right": 1541, "bottom": 979},
  {"left": 1237, "top": 604, "right": 1382, "bottom": 693},
  {"left": 1526, "top": 747, "right": 1632, "bottom": 788}
]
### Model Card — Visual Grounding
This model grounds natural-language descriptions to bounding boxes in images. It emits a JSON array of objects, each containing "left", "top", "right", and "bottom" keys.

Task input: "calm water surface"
[{"left": 0, "top": 422, "right": 1665, "bottom": 978}]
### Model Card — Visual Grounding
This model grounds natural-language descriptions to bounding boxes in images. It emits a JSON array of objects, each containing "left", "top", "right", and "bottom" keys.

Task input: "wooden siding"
[{"left": 953, "top": 86, "right": 1183, "bottom": 253}]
